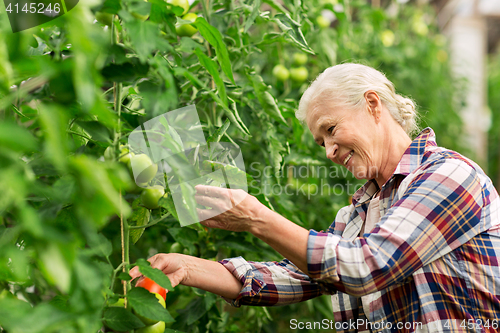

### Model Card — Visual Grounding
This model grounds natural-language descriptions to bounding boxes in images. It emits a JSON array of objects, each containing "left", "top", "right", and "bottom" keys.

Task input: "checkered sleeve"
[
  {"left": 307, "top": 157, "right": 486, "bottom": 297},
  {"left": 219, "top": 256, "right": 325, "bottom": 307}
]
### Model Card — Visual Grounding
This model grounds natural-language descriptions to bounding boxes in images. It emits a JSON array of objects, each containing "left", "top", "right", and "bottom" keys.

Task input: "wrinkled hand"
[
  {"left": 129, "top": 253, "right": 188, "bottom": 290},
  {"left": 195, "top": 185, "right": 267, "bottom": 232}
]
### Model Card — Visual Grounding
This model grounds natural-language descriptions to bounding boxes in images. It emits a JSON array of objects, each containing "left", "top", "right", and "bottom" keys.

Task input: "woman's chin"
[{"left": 351, "top": 168, "right": 368, "bottom": 180}]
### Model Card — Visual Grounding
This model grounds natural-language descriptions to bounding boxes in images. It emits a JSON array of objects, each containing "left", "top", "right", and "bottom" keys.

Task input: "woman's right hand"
[
  {"left": 129, "top": 253, "right": 189, "bottom": 290},
  {"left": 129, "top": 253, "right": 243, "bottom": 299}
]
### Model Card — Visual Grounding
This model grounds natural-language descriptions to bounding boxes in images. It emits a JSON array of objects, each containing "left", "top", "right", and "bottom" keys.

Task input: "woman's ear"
[{"left": 364, "top": 91, "right": 382, "bottom": 121}]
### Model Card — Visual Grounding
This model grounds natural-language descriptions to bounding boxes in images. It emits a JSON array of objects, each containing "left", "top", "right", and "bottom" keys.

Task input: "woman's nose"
[{"left": 326, "top": 142, "right": 338, "bottom": 161}]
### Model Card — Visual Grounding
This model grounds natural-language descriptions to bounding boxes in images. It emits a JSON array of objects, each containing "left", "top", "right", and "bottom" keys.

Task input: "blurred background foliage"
[{"left": 0, "top": 0, "right": 495, "bottom": 332}]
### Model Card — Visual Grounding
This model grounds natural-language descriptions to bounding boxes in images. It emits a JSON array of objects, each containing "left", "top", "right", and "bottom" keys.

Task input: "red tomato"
[{"left": 135, "top": 277, "right": 167, "bottom": 301}]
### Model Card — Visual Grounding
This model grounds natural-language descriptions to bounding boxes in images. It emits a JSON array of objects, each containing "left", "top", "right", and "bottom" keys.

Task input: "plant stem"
[
  {"left": 112, "top": 17, "right": 128, "bottom": 305},
  {"left": 66, "top": 130, "right": 93, "bottom": 141},
  {"left": 129, "top": 212, "right": 171, "bottom": 229}
]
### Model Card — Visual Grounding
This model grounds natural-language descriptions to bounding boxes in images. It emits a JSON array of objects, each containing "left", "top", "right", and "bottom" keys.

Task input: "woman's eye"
[{"left": 328, "top": 126, "right": 335, "bottom": 133}]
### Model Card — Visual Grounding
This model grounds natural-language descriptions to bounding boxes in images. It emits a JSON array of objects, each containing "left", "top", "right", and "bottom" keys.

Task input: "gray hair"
[{"left": 296, "top": 63, "right": 419, "bottom": 136}]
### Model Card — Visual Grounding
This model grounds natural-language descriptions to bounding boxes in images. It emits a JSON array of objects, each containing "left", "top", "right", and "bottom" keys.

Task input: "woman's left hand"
[{"left": 194, "top": 185, "right": 268, "bottom": 232}]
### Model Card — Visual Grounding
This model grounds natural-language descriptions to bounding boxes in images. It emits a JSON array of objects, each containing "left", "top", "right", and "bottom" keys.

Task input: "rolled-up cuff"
[
  {"left": 307, "top": 229, "right": 342, "bottom": 281},
  {"left": 218, "top": 257, "right": 266, "bottom": 307}
]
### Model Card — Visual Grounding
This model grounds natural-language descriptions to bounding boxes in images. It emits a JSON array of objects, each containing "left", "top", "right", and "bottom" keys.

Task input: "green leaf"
[
  {"left": 135, "top": 258, "right": 174, "bottom": 290},
  {"left": 38, "top": 243, "right": 71, "bottom": 294},
  {"left": 193, "top": 17, "right": 235, "bottom": 84},
  {"left": 175, "top": 295, "right": 216, "bottom": 325},
  {"left": 129, "top": 199, "right": 151, "bottom": 244},
  {"left": 94, "top": 233, "right": 113, "bottom": 258},
  {"left": 128, "top": 287, "right": 175, "bottom": 323},
  {"left": 172, "top": 182, "right": 199, "bottom": 227},
  {"left": 194, "top": 48, "right": 228, "bottom": 107},
  {"left": 118, "top": 272, "right": 133, "bottom": 281},
  {"left": 245, "top": 68, "right": 287, "bottom": 126},
  {"left": 200, "top": 161, "right": 250, "bottom": 188},
  {"left": 228, "top": 96, "right": 250, "bottom": 135},
  {"left": 0, "top": 121, "right": 37, "bottom": 152},
  {"left": 123, "top": 19, "right": 170, "bottom": 63},
  {"left": 100, "top": 0, "right": 121, "bottom": 14},
  {"left": 272, "top": 13, "right": 315, "bottom": 54},
  {"left": 38, "top": 104, "right": 69, "bottom": 171},
  {"left": 0, "top": 299, "right": 71, "bottom": 333},
  {"left": 159, "top": 195, "right": 178, "bottom": 220},
  {"left": 206, "top": 119, "right": 230, "bottom": 143},
  {"left": 174, "top": 68, "right": 249, "bottom": 135},
  {"left": 76, "top": 121, "right": 112, "bottom": 143},
  {"left": 244, "top": 0, "right": 261, "bottom": 33},
  {"left": 101, "top": 60, "right": 150, "bottom": 82},
  {"left": 257, "top": 32, "right": 285, "bottom": 46},
  {"left": 103, "top": 307, "right": 145, "bottom": 332},
  {"left": 269, "top": 134, "right": 287, "bottom": 174},
  {"left": 70, "top": 155, "right": 131, "bottom": 225},
  {"left": 262, "top": 0, "right": 290, "bottom": 15},
  {"left": 167, "top": 227, "right": 198, "bottom": 254}
]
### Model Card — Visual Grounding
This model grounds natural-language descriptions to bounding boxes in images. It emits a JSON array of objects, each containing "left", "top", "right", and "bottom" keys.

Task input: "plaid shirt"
[{"left": 220, "top": 128, "right": 500, "bottom": 332}]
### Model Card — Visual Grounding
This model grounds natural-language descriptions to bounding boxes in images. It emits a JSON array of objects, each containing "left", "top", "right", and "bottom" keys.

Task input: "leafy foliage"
[{"left": 0, "top": 0, "right": 466, "bottom": 332}]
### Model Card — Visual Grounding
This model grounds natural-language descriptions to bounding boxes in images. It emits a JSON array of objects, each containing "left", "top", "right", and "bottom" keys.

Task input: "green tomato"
[
  {"left": 316, "top": 15, "right": 330, "bottom": 28},
  {"left": 119, "top": 148, "right": 134, "bottom": 166},
  {"left": 166, "top": 0, "right": 189, "bottom": 16},
  {"left": 141, "top": 185, "right": 165, "bottom": 210},
  {"left": 132, "top": 12, "right": 150, "bottom": 21},
  {"left": 135, "top": 293, "right": 166, "bottom": 325},
  {"left": 272, "top": 64, "right": 290, "bottom": 81},
  {"left": 290, "top": 67, "right": 309, "bottom": 83},
  {"left": 107, "top": 298, "right": 126, "bottom": 307},
  {"left": 104, "top": 146, "right": 114, "bottom": 162},
  {"left": 135, "top": 321, "right": 165, "bottom": 333},
  {"left": 380, "top": 29, "right": 395, "bottom": 47},
  {"left": 292, "top": 53, "right": 308, "bottom": 66},
  {"left": 412, "top": 21, "right": 428, "bottom": 36},
  {"left": 130, "top": 154, "right": 158, "bottom": 184},
  {"left": 169, "top": 242, "right": 183, "bottom": 253},
  {"left": 176, "top": 13, "right": 198, "bottom": 37},
  {"left": 95, "top": 12, "right": 113, "bottom": 26}
]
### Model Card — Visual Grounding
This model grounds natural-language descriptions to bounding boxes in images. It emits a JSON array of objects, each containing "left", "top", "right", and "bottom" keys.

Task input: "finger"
[
  {"left": 197, "top": 207, "right": 221, "bottom": 221},
  {"left": 148, "top": 254, "right": 167, "bottom": 271},
  {"left": 194, "top": 194, "right": 216, "bottom": 207},
  {"left": 195, "top": 184, "right": 228, "bottom": 198},
  {"left": 129, "top": 266, "right": 142, "bottom": 279},
  {"left": 194, "top": 195, "right": 233, "bottom": 211},
  {"left": 130, "top": 255, "right": 159, "bottom": 280},
  {"left": 200, "top": 218, "right": 218, "bottom": 229}
]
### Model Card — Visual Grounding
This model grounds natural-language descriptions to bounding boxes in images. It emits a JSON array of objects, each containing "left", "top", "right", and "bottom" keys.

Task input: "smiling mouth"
[{"left": 343, "top": 151, "right": 354, "bottom": 165}]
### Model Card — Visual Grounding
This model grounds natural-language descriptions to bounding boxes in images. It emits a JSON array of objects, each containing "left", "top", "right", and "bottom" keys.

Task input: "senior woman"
[{"left": 130, "top": 63, "right": 500, "bottom": 332}]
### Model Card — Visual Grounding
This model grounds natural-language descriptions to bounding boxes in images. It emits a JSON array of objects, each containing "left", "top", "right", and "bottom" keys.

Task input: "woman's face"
[{"left": 306, "top": 99, "right": 382, "bottom": 181}]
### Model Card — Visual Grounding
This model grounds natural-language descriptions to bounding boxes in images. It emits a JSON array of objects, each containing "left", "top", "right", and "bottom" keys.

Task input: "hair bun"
[{"left": 395, "top": 95, "right": 418, "bottom": 134}]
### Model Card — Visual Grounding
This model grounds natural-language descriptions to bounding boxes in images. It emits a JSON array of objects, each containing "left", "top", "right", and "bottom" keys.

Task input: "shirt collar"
[{"left": 351, "top": 127, "right": 436, "bottom": 206}]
